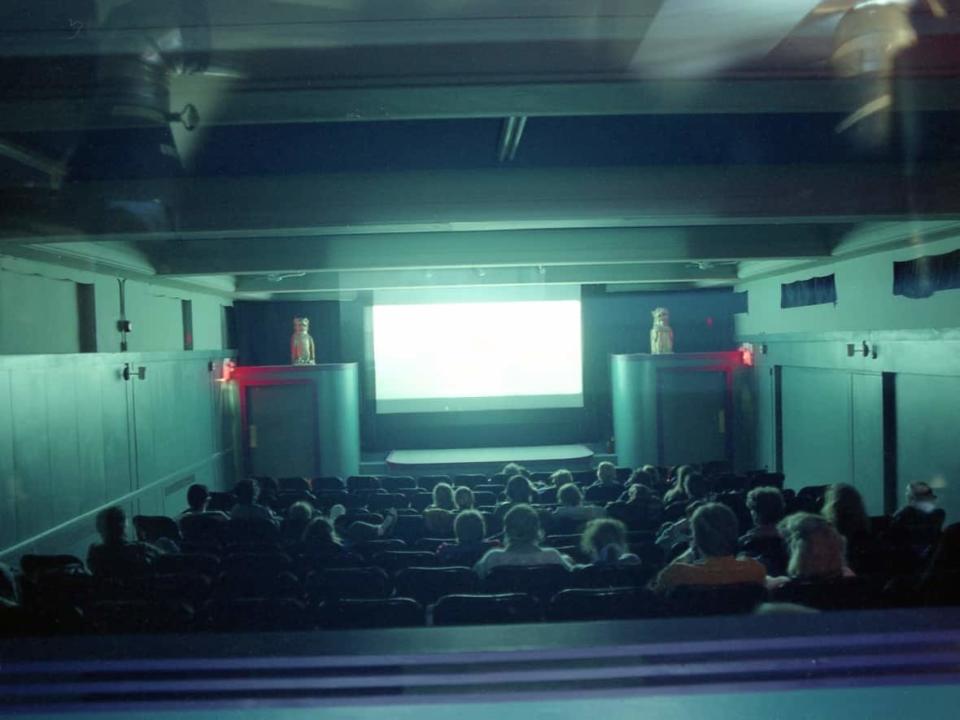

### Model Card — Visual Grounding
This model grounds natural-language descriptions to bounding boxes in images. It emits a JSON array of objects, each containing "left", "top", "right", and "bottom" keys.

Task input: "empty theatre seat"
[
  {"left": 395, "top": 567, "right": 478, "bottom": 605},
  {"left": 417, "top": 475, "right": 449, "bottom": 491},
  {"left": 546, "top": 588, "right": 664, "bottom": 622},
  {"left": 408, "top": 493, "right": 434, "bottom": 512},
  {"left": 379, "top": 476, "right": 417, "bottom": 492},
  {"left": 88, "top": 600, "right": 195, "bottom": 634},
  {"left": 178, "top": 514, "right": 227, "bottom": 547},
  {"left": 770, "top": 577, "right": 886, "bottom": 611},
  {"left": 322, "top": 598, "right": 425, "bottom": 629},
  {"left": 570, "top": 563, "right": 656, "bottom": 590},
  {"left": 473, "top": 491, "right": 497, "bottom": 507},
  {"left": 306, "top": 567, "right": 391, "bottom": 602},
  {"left": 223, "top": 518, "right": 280, "bottom": 546},
  {"left": 432, "top": 593, "right": 541, "bottom": 626},
  {"left": 453, "top": 474, "right": 488, "bottom": 488},
  {"left": 20, "top": 554, "right": 84, "bottom": 577},
  {"left": 367, "top": 493, "right": 410, "bottom": 512},
  {"left": 347, "top": 475, "right": 382, "bottom": 492},
  {"left": 111, "top": 573, "right": 212, "bottom": 607},
  {"left": 278, "top": 477, "right": 311, "bottom": 493},
  {"left": 473, "top": 483, "right": 505, "bottom": 497},
  {"left": 667, "top": 583, "right": 768, "bottom": 616},
  {"left": 374, "top": 551, "right": 438, "bottom": 573},
  {"left": 202, "top": 597, "right": 312, "bottom": 633},
  {"left": 133, "top": 515, "right": 182, "bottom": 544},
  {"left": 482, "top": 565, "right": 573, "bottom": 601},
  {"left": 312, "top": 476, "right": 345, "bottom": 492},
  {"left": 394, "top": 514, "right": 426, "bottom": 543}
]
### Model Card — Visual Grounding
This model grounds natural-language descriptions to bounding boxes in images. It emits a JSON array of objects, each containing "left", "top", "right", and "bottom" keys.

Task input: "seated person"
[
  {"left": 328, "top": 504, "right": 399, "bottom": 546},
  {"left": 767, "top": 512, "right": 855, "bottom": 590},
  {"left": 179, "top": 483, "right": 229, "bottom": 520},
  {"left": 538, "top": 469, "right": 572, "bottom": 503},
  {"left": 887, "top": 481, "right": 946, "bottom": 554},
  {"left": 229, "top": 478, "right": 279, "bottom": 524},
  {"left": 662, "top": 465, "right": 694, "bottom": 505},
  {"left": 663, "top": 470, "right": 709, "bottom": 515},
  {"left": 473, "top": 504, "right": 574, "bottom": 579},
  {"left": 437, "top": 510, "right": 499, "bottom": 566},
  {"left": 740, "top": 486, "right": 786, "bottom": 543},
  {"left": 552, "top": 483, "right": 604, "bottom": 525},
  {"left": 423, "top": 483, "right": 457, "bottom": 536},
  {"left": 580, "top": 518, "right": 640, "bottom": 565},
  {"left": 738, "top": 486, "right": 788, "bottom": 575},
  {"left": 655, "top": 499, "right": 706, "bottom": 555},
  {"left": 87, "top": 506, "right": 161, "bottom": 577},
  {"left": 300, "top": 514, "right": 363, "bottom": 564},
  {"left": 583, "top": 461, "right": 623, "bottom": 504},
  {"left": 494, "top": 475, "right": 535, "bottom": 519},
  {"left": 650, "top": 502, "right": 766, "bottom": 593},
  {"left": 822, "top": 483, "right": 879, "bottom": 574},
  {"left": 281, "top": 501, "right": 314, "bottom": 545},
  {"left": 454, "top": 486, "right": 475, "bottom": 511}
]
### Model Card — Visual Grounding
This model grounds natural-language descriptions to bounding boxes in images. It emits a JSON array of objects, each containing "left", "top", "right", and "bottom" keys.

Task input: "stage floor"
[{"left": 386, "top": 444, "right": 594, "bottom": 468}]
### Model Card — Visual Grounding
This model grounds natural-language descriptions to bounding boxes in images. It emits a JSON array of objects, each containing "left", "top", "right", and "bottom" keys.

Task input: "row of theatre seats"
[
  {"left": 4, "top": 470, "right": 955, "bottom": 637},
  {"left": 12, "top": 547, "right": 939, "bottom": 636}
]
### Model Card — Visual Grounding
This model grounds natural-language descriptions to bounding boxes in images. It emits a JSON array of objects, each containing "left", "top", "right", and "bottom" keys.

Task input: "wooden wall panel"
[{"left": 11, "top": 370, "right": 52, "bottom": 540}]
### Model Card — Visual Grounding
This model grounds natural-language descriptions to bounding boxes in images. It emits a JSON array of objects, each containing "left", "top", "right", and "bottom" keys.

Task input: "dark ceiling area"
[{"left": 2, "top": 1, "right": 960, "bottom": 299}]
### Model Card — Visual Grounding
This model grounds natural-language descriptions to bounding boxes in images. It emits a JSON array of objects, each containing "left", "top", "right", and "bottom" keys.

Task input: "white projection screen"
[{"left": 371, "top": 289, "right": 583, "bottom": 414}]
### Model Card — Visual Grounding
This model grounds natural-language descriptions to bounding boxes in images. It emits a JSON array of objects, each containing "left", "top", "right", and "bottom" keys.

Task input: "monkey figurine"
[
  {"left": 650, "top": 307, "right": 674, "bottom": 355},
  {"left": 290, "top": 317, "right": 316, "bottom": 365}
]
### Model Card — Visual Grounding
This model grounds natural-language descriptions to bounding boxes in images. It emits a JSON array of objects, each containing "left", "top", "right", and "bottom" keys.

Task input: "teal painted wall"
[
  {"left": 737, "top": 238, "right": 960, "bottom": 521},
  {"left": 0, "top": 257, "right": 239, "bottom": 565},
  {"left": 0, "top": 256, "right": 232, "bottom": 355}
]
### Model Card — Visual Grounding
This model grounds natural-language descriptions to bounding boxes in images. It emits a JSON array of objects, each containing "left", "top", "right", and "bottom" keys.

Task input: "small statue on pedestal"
[
  {"left": 650, "top": 307, "right": 674, "bottom": 355},
  {"left": 290, "top": 317, "right": 316, "bottom": 365}
]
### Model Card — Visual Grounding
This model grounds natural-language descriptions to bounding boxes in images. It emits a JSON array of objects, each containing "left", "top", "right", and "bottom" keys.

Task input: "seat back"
[
  {"left": 323, "top": 597, "right": 424, "bottom": 629},
  {"left": 313, "top": 476, "right": 345, "bottom": 492},
  {"left": 666, "top": 583, "right": 768, "bottom": 617},
  {"left": 417, "top": 475, "right": 450, "bottom": 492},
  {"left": 367, "top": 493, "right": 410, "bottom": 512},
  {"left": 306, "top": 567, "right": 391, "bottom": 602},
  {"left": 223, "top": 518, "right": 280, "bottom": 546},
  {"left": 207, "top": 492, "right": 237, "bottom": 513},
  {"left": 546, "top": 587, "right": 664, "bottom": 621},
  {"left": 395, "top": 566, "right": 477, "bottom": 605},
  {"left": 178, "top": 513, "right": 227, "bottom": 546},
  {"left": 153, "top": 552, "right": 220, "bottom": 578},
  {"left": 482, "top": 564, "right": 573, "bottom": 601},
  {"left": 770, "top": 577, "right": 885, "bottom": 611},
  {"left": 394, "top": 514, "right": 426, "bottom": 544},
  {"left": 453, "top": 474, "right": 488, "bottom": 489},
  {"left": 88, "top": 600, "right": 194, "bottom": 634},
  {"left": 374, "top": 551, "right": 438, "bottom": 573},
  {"left": 133, "top": 515, "right": 182, "bottom": 544},
  {"left": 347, "top": 475, "right": 382, "bottom": 492},
  {"left": 21, "top": 554, "right": 84, "bottom": 578},
  {"left": 570, "top": 563, "right": 656, "bottom": 590},
  {"left": 739, "top": 536, "right": 788, "bottom": 577},
  {"left": 203, "top": 597, "right": 311, "bottom": 632},
  {"left": 278, "top": 477, "right": 311, "bottom": 493},
  {"left": 380, "top": 476, "right": 417, "bottom": 492},
  {"left": 432, "top": 593, "right": 540, "bottom": 626}
]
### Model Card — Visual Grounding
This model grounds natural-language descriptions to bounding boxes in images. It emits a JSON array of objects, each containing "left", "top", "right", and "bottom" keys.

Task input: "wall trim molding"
[
  {"left": 0, "top": 450, "right": 233, "bottom": 562},
  {"left": 739, "top": 327, "right": 960, "bottom": 344}
]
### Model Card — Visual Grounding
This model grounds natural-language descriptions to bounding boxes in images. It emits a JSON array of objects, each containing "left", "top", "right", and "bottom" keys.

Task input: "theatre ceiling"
[{"left": 2, "top": 0, "right": 960, "bottom": 299}]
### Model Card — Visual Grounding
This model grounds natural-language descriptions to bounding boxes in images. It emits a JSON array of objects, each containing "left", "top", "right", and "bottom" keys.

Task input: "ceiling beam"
[
  {"left": 3, "top": 78, "right": 960, "bottom": 133},
  {"left": 3, "top": 163, "right": 951, "bottom": 243},
  {"left": 152, "top": 225, "right": 839, "bottom": 276},
  {"left": 234, "top": 262, "right": 738, "bottom": 294}
]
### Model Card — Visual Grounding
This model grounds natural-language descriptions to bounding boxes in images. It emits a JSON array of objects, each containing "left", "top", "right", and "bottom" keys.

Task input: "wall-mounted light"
[
  {"left": 210, "top": 358, "right": 236, "bottom": 382},
  {"left": 847, "top": 341, "right": 878, "bottom": 359},
  {"left": 122, "top": 363, "right": 146, "bottom": 381},
  {"left": 738, "top": 342, "right": 755, "bottom": 367}
]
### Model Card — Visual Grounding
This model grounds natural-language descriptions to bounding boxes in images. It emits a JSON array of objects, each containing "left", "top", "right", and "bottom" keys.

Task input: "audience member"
[
  {"left": 740, "top": 487, "right": 785, "bottom": 544},
  {"left": 87, "top": 506, "right": 161, "bottom": 577},
  {"left": 424, "top": 483, "right": 457, "bottom": 535},
  {"left": 454, "top": 486, "right": 475, "bottom": 511},
  {"left": 500, "top": 462, "right": 530, "bottom": 479},
  {"left": 923, "top": 522, "right": 960, "bottom": 579},
  {"left": 179, "top": 483, "right": 229, "bottom": 520},
  {"left": 494, "top": 475, "right": 535, "bottom": 519},
  {"left": 552, "top": 483, "right": 604, "bottom": 525},
  {"left": 767, "top": 512, "right": 853, "bottom": 589},
  {"left": 474, "top": 504, "right": 574, "bottom": 578},
  {"left": 887, "top": 481, "right": 946, "bottom": 554},
  {"left": 580, "top": 518, "right": 640, "bottom": 565},
  {"left": 650, "top": 503, "right": 765, "bottom": 592},
  {"left": 300, "top": 515, "right": 363, "bottom": 564},
  {"left": 822, "top": 483, "right": 877, "bottom": 572},
  {"left": 437, "top": 510, "right": 499, "bottom": 566},
  {"left": 655, "top": 499, "right": 706, "bottom": 556},
  {"left": 230, "top": 479, "right": 279, "bottom": 524},
  {"left": 281, "top": 501, "right": 314, "bottom": 545},
  {"left": 662, "top": 465, "right": 694, "bottom": 505},
  {"left": 584, "top": 462, "right": 622, "bottom": 503}
]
